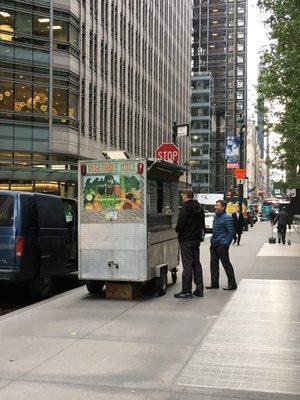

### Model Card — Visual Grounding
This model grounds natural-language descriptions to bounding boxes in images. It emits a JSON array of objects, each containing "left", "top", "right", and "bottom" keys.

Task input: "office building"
[
  {"left": 0, "top": 0, "right": 191, "bottom": 195},
  {"left": 190, "top": 72, "right": 216, "bottom": 193},
  {"left": 191, "top": 0, "right": 247, "bottom": 193}
]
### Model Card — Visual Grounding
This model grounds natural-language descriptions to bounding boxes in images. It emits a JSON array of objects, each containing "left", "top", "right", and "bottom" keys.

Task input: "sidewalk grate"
[{"left": 178, "top": 279, "right": 300, "bottom": 395}]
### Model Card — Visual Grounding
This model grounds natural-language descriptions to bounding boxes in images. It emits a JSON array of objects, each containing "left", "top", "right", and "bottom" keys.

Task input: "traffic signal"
[{"left": 226, "top": 190, "right": 235, "bottom": 201}]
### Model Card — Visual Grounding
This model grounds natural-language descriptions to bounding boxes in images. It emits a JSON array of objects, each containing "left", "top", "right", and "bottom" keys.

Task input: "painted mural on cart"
[{"left": 80, "top": 160, "right": 145, "bottom": 224}]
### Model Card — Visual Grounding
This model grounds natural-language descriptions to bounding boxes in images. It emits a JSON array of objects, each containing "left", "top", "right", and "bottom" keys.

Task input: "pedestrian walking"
[
  {"left": 269, "top": 209, "right": 276, "bottom": 224},
  {"left": 206, "top": 200, "right": 237, "bottom": 291},
  {"left": 232, "top": 206, "right": 244, "bottom": 245},
  {"left": 273, "top": 206, "right": 291, "bottom": 244},
  {"left": 174, "top": 189, "right": 205, "bottom": 299}
]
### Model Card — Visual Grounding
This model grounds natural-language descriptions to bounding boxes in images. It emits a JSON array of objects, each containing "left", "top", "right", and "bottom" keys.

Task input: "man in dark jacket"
[
  {"left": 232, "top": 206, "right": 244, "bottom": 245},
  {"left": 273, "top": 207, "right": 291, "bottom": 244},
  {"left": 174, "top": 189, "right": 205, "bottom": 299},
  {"left": 206, "top": 200, "right": 237, "bottom": 291}
]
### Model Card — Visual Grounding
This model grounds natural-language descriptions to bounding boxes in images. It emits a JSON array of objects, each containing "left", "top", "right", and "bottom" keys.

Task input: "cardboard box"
[{"left": 106, "top": 282, "right": 142, "bottom": 300}]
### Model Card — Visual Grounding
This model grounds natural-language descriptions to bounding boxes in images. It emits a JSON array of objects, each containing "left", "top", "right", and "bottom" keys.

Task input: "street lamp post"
[
  {"left": 172, "top": 121, "right": 178, "bottom": 145},
  {"left": 183, "top": 161, "right": 189, "bottom": 188},
  {"left": 238, "top": 123, "right": 246, "bottom": 213}
]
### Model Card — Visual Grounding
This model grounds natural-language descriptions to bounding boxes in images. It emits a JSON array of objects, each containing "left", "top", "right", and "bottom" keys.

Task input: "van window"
[
  {"left": 63, "top": 201, "right": 73, "bottom": 223},
  {"left": 20, "top": 195, "right": 38, "bottom": 229},
  {"left": 0, "top": 195, "right": 14, "bottom": 227},
  {"left": 34, "top": 194, "right": 66, "bottom": 228}
]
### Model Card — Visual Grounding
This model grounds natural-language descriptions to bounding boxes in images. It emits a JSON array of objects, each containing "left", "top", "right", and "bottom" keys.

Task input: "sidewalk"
[{"left": 0, "top": 222, "right": 299, "bottom": 400}]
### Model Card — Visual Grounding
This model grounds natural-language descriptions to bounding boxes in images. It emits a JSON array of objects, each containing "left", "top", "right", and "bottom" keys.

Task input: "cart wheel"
[
  {"left": 154, "top": 268, "right": 167, "bottom": 297},
  {"left": 171, "top": 269, "right": 177, "bottom": 284},
  {"left": 86, "top": 280, "right": 105, "bottom": 295}
]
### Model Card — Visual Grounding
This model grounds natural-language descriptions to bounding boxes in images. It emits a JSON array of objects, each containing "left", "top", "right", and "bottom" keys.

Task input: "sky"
[
  {"left": 247, "top": 1, "right": 285, "bottom": 181},
  {"left": 247, "top": 0, "right": 269, "bottom": 119}
]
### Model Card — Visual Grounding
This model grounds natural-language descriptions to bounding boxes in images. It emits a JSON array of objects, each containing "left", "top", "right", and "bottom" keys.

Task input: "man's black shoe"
[
  {"left": 223, "top": 285, "right": 237, "bottom": 291},
  {"left": 193, "top": 290, "right": 204, "bottom": 297},
  {"left": 205, "top": 285, "right": 219, "bottom": 289},
  {"left": 174, "top": 292, "right": 193, "bottom": 299}
]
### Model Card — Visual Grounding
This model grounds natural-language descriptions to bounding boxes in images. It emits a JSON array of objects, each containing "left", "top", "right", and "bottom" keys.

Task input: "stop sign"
[{"left": 155, "top": 143, "right": 180, "bottom": 162}]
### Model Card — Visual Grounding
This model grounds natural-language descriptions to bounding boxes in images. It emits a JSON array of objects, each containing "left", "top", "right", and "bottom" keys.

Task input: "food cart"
[{"left": 78, "top": 158, "right": 184, "bottom": 296}]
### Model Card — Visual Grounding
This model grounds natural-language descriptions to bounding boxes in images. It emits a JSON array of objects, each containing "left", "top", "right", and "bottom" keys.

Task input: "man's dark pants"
[
  {"left": 278, "top": 225, "right": 287, "bottom": 243},
  {"left": 233, "top": 232, "right": 242, "bottom": 245},
  {"left": 180, "top": 240, "right": 203, "bottom": 294},
  {"left": 210, "top": 245, "right": 237, "bottom": 287}
]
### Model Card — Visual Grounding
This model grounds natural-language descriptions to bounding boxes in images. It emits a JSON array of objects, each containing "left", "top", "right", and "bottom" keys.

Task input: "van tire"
[
  {"left": 153, "top": 268, "right": 167, "bottom": 297},
  {"left": 86, "top": 280, "right": 105, "bottom": 295},
  {"left": 28, "top": 272, "right": 53, "bottom": 300}
]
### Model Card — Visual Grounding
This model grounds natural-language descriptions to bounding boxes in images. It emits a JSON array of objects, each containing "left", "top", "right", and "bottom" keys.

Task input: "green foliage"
[{"left": 257, "top": 0, "right": 300, "bottom": 187}]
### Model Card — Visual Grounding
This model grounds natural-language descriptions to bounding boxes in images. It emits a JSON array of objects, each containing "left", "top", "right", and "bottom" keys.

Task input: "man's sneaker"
[
  {"left": 223, "top": 285, "right": 237, "bottom": 291},
  {"left": 205, "top": 285, "right": 219, "bottom": 289},
  {"left": 174, "top": 292, "right": 193, "bottom": 299},
  {"left": 193, "top": 290, "right": 204, "bottom": 297}
]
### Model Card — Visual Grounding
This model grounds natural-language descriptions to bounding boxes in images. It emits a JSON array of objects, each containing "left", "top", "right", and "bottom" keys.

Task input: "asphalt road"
[{"left": 0, "top": 273, "right": 83, "bottom": 316}]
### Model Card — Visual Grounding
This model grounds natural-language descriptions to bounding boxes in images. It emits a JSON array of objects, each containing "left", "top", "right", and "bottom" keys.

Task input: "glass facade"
[
  {"left": 0, "top": 0, "right": 191, "bottom": 195},
  {"left": 190, "top": 73, "right": 216, "bottom": 193},
  {"left": 192, "top": 0, "right": 247, "bottom": 192},
  {"left": 0, "top": 1, "right": 79, "bottom": 194}
]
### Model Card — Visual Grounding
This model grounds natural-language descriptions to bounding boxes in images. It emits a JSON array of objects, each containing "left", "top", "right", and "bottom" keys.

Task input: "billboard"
[{"left": 226, "top": 136, "right": 240, "bottom": 169}]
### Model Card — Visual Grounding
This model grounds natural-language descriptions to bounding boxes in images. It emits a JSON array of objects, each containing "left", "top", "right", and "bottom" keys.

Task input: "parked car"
[
  {"left": 0, "top": 191, "right": 77, "bottom": 300},
  {"left": 204, "top": 211, "right": 215, "bottom": 233}
]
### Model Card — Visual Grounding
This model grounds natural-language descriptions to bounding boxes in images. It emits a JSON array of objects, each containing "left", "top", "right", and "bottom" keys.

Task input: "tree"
[{"left": 257, "top": 0, "right": 300, "bottom": 187}]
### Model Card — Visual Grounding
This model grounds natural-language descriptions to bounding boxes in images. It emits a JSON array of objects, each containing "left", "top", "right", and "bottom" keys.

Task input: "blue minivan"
[{"left": 0, "top": 191, "right": 77, "bottom": 300}]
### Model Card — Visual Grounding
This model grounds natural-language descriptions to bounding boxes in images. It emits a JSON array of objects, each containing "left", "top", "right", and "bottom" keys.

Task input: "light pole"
[
  {"left": 238, "top": 121, "right": 246, "bottom": 213},
  {"left": 183, "top": 161, "right": 189, "bottom": 188},
  {"left": 172, "top": 121, "right": 178, "bottom": 145}
]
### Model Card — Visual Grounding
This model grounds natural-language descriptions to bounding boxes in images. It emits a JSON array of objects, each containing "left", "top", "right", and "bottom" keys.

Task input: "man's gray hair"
[{"left": 216, "top": 199, "right": 227, "bottom": 210}]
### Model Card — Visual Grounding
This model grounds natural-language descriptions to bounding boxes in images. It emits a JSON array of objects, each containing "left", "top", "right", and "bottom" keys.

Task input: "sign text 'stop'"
[{"left": 155, "top": 143, "right": 180, "bottom": 162}]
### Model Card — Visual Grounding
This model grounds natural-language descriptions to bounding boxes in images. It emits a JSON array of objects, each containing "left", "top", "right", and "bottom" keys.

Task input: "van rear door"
[
  {"left": 0, "top": 194, "right": 15, "bottom": 270},
  {"left": 34, "top": 194, "right": 68, "bottom": 277}
]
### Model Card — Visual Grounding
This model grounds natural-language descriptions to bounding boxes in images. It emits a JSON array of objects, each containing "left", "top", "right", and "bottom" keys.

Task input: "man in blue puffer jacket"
[{"left": 206, "top": 199, "right": 237, "bottom": 291}]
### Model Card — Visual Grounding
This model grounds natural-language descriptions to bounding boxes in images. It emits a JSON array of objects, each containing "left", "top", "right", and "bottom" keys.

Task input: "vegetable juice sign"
[
  {"left": 85, "top": 160, "right": 139, "bottom": 174},
  {"left": 82, "top": 161, "right": 142, "bottom": 212}
]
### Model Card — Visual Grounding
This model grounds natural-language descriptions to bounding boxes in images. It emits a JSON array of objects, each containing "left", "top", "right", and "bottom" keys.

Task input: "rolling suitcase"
[
  {"left": 288, "top": 226, "right": 292, "bottom": 245},
  {"left": 269, "top": 224, "right": 276, "bottom": 244}
]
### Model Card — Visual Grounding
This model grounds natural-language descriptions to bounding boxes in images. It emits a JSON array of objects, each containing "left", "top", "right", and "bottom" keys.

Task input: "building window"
[
  {"left": 53, "top": 19, "right": 68, "bottom": 42},
  {"left": 69, "top": 91, "right": 78, "bottom": 120},
  {"left": 33, "top": 86, "right": 49, "bottom": 114},
  {"left": 0, "top": 81, "right": 13, "bottom": 110},
  {"left": 0, "top": 9, "right": 14, "bottom": 41},
  {"left": 237, "top": 79, "right": 244, "bottom": 88},
  {"left": 53, "top": 88, "right": 68, "bottom": 117},
  {"left": 70, "top": 24, "right": 79, "bottom": 48},
  {"left": 15, "top": 11, "right": 33, "bottom": 35},
  {"left": 33, "top": 15, "right": 50, "bottom": 38}
]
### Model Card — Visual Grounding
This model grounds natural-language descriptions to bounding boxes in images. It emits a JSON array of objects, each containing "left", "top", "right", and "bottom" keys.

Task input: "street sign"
[
  {"left": 177, "top": 124, "right": 189, "bottom": 138},
  {"left": 234, "top": 168, "right": 247, "bottom": 180},
  {"left": 155, "top": 143, "right": 180, "bottom": 162},
  {"left": 227, "top": 163, "right": 239, "bottom": 169}
]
